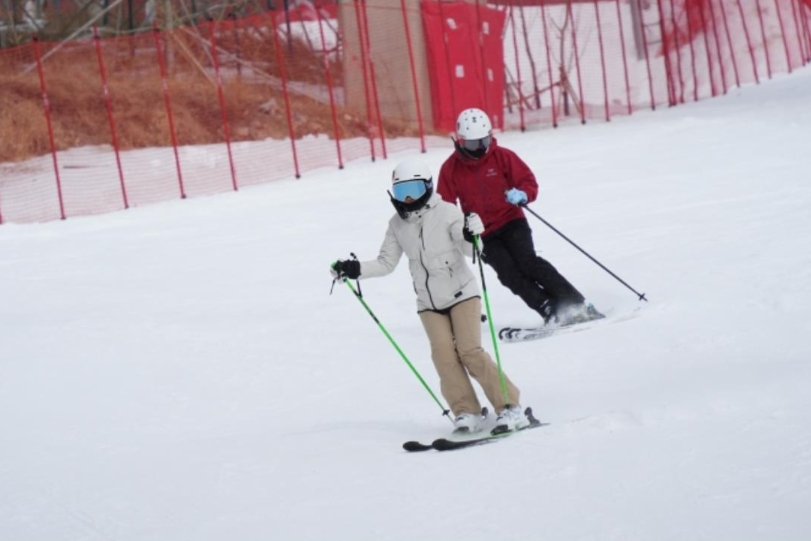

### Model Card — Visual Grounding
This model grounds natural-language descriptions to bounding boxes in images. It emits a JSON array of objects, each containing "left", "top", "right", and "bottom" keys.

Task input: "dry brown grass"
[
  {"left": 1, "top": 79, "right": 54, "bottom": 159},
  {"left": 0, "top": 28, "right": 417, "bottom": 163}
]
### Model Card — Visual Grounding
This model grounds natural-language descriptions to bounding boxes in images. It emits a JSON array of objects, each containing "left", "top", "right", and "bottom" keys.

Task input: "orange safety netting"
[{"left": 1, "top": 0, "right": 809, "bottom": 224}]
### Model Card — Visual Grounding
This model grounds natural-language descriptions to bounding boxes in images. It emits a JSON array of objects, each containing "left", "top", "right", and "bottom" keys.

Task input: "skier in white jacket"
[{"left": 331, "top": 159, "right": 529, "bottom": 433}]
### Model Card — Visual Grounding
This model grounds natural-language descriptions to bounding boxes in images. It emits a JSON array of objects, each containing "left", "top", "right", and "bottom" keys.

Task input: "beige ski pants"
[{"left": 419, "top": 297, "right": 520, "bottom": 417}]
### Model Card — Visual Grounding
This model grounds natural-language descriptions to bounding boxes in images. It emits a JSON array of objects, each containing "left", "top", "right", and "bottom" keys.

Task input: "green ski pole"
[
  {"left": 336, "top": 276, "right": 452, "bottom": 423},
  {"left": 472, "top": 236, "right": 510, "bottom": 406}
]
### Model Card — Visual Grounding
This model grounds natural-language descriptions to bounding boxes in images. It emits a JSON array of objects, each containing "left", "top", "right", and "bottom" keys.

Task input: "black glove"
[
  {"left": 463, "top": 224, "right": 474, "bottom": 244},
  {"left": 331, "top": 259, "right": 361, "bottom": 279}
]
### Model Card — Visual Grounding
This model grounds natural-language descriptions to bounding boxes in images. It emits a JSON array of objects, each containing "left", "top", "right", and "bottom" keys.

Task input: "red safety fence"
[
  {"left": 1, "top": 0, "right": 809, "bottom": 224},
  {"left": 0, "top": 0, "right": 338, "bottom": 36}
]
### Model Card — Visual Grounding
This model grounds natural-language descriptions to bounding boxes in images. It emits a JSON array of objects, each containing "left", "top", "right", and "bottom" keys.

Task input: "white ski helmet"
[
  {"left": 455, "top": 108, "right": 493, "bottom": 158},
  {"left": 389, "top": 159, "right": 434, "bottom": 219}
]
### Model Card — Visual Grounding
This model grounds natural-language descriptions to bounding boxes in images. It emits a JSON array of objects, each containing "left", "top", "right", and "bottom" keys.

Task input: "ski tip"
[{"left": 403, "top": 441, "right": 433, "bottom": 452}]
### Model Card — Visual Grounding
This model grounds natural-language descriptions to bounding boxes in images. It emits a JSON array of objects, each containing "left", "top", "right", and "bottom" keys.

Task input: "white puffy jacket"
[{"left": 359, "top": 193, "right": 480, "bottom": 312}]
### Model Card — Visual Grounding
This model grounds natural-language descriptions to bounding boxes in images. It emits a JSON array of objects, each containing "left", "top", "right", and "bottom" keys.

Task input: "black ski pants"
[{"left": 481, "top": 218, "right": 585, "bottom": 316}]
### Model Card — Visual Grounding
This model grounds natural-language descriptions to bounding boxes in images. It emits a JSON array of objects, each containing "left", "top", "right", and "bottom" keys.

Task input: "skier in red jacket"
[{"left": 437, "top": 108, "right": 602, "bottom": 326}]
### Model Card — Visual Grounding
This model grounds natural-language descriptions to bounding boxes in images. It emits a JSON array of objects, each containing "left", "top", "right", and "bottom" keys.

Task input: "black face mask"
[
  {"left": 464, "top": 147, "right": 487, "bottom": 159},
  {"left": 456, "top": 136, "right": 491, "bottom": 160}
]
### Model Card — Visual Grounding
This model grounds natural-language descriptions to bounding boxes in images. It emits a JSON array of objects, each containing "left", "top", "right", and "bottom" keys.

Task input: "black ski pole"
[{"left": 521, "top": 204, "right": 648, "bottom": 302}]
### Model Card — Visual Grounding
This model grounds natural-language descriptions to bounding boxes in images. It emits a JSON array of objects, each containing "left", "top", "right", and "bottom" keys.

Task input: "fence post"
[
  {"left": 316, "top": 5, "right": 345, "bottom": 167},
  {"left": 208, "top": 21, "right": 239, "bottom": 191},
  {"left": 736, "top": 0, "right": 761, "bottom": 84},
  {"left": 706, "top": 0, "right": 728, "bottom": 93},
  {"left": 696, "top": 0, "right": 718, "bottom": 96},
  {"left": 400, "top": 0, "right": 426, "bottom": 153},
  {"left": 683, "top": 0, "right": 699, "bottom": 100},
  {"left": 666, "top": 0, "right": 686, "bottom": 103},
  {"left": 540, "top": 2, "right": 558, "bottom": 127},
  {"left": 754, "top": 0, "right": 774, "bottom": 79},
  {"left": 567, "top": 1, "right": 586, "bottom": 124},
  {"left": 634, "top": 0, "right": 656, "bottom": 109},
  {"left": 269, "top": 10, "right": 301, "bottom": 178},
  {"left": 33, "top": 37, "right": 66, "bottom": 220},
  {"left": 93, "top": 26, "right": 129, "bottom": 210},
  {"left": 360, "top": 0, "right": 387, "bottom": 159},
  {"left": 655, "top": 0, "right": 677, "bottom": 106},
  {"left": 152, "top": 24, "right": 186, "bottom": 199},
  {"left": 803, "top": 0, "right": 811, "bottom": 61},
  {"left": 507, "top": 1, "right": 526, "bottom": 130},
  {"left": 791, "top": 0, "right": 808, "bottom": 65},
  {"left": 773, "top": 0, "right": 794, "bottom": 73},
  {"left": 801, "top": 0, "right": 811, "bottom": 61},
  {"left": 717, "top": 0, "right": 741, "bottom": 88},
  {"left": 593, "top": 0, "right": 611, "bottom": 121},
  {"left": 352, "top": 0, "right": 376, "bottom": 161},
  {"left": 614, "top": 0, "right": 633, "bottom": 114},
  {"left": 517, "top": 2, "right": 541, "bottom": 110}
]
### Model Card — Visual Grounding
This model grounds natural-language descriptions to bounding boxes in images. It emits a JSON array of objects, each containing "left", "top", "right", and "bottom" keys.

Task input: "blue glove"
[{"left": 505, "top": 188, "right": 528, "bottom": 206}]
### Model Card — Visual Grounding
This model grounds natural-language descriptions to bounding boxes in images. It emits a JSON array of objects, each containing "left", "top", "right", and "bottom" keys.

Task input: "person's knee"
[
  {"left": 458, "top": 348, "right": 488, "bottom": 373},
  {"left": 432, "top": 354, "right": 465, "bottom": 378},
  {"left": 513, "top": 253, "right": 549, "bottom": 275},
  {"left": 497, "top": 273, "right": 526, "bottom": 296}
]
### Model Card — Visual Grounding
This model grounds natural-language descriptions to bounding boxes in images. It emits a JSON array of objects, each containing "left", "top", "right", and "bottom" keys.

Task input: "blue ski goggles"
[
  {"left": 459, "top": 135, "right": 491, "bottom": 152},
  {"left": 391, "top": 179, "right": 428, "bottom": 202}
]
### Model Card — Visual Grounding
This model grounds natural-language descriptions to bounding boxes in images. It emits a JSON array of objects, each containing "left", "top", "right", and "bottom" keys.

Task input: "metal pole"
[{"left": 522, "top": 204, "right": 648, "bottom": 302}]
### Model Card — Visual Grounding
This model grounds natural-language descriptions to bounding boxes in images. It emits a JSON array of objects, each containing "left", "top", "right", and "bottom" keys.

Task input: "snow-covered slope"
[{"left": 2, "top": 68, "right": 810, "bottom": 541}]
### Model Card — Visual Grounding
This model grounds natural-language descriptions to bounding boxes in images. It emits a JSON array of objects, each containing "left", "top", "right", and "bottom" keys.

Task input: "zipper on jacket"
[
  {"left": 475, "top": 162, "right": 490, "bottom": 221},
  {"left": 418, "top": 226, "right": 437, "bottom": 310}
]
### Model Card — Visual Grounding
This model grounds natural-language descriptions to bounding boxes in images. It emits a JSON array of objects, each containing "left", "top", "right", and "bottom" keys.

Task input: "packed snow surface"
[{"left": 2, "top": 68, "right": 811, "bottom": 541}]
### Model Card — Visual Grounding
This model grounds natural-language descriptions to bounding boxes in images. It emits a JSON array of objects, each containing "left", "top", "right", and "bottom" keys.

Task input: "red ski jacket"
[{"left": 437, "top": 137, "right": 538, "bottom": 237}]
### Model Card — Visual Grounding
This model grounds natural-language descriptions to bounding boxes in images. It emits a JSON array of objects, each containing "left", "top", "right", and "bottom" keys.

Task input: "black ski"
[
  {"left": 403, "top": 408, "right": 547, "bottom": 452},
  {"left": 402, "top": 407, "right": 489, "bottom": 452},
  {"left": 431, "top": 408, "right": 547, "bottom": 451},
  {"left": 402, "top": 440, "right": 434, "bottom": 452}
]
